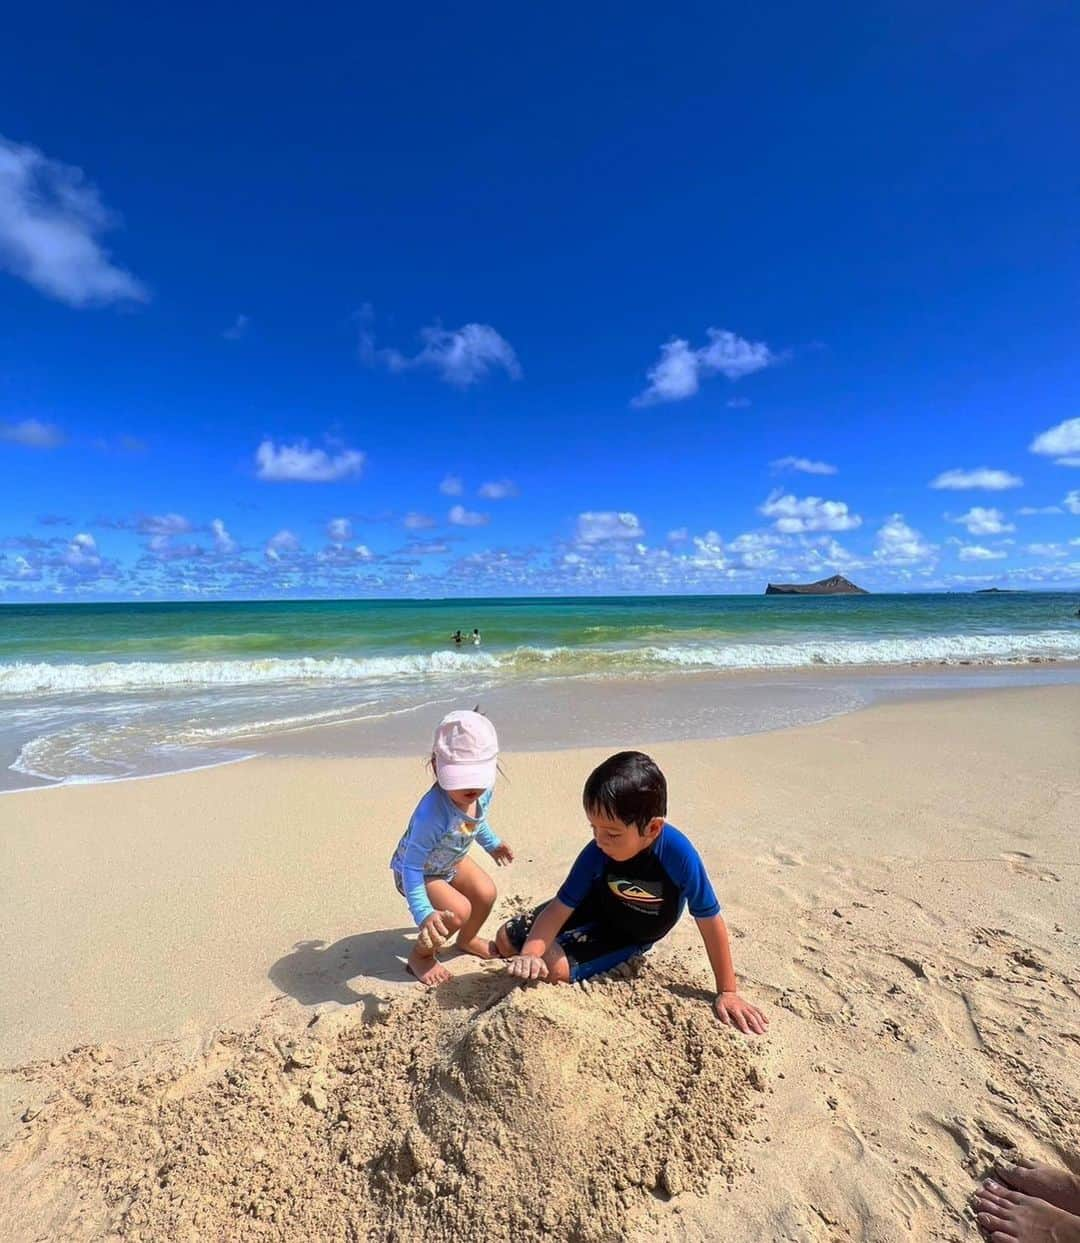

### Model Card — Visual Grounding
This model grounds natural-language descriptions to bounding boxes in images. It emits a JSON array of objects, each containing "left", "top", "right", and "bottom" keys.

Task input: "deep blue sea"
[{"left": 2, "top": 593, "right": 1078, "bottom": 787}]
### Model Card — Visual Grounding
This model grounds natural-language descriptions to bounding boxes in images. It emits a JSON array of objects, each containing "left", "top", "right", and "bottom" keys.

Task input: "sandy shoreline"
[{"left": 1, "top": 684, "right": 1077, "bottom": 1240}]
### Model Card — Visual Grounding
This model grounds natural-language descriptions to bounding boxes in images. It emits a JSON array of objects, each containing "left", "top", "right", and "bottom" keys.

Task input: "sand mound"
[{"left": 0, "top": 958, "right": 763, "bottom": 1242}]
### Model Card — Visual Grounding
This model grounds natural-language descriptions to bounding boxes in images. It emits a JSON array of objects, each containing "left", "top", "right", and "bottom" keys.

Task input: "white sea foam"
[{"left": 1, "top": 630, "right": 1079, "bottom": 697}]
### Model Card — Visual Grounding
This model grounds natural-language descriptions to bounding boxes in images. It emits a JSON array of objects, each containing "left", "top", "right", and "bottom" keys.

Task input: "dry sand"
[{"left": 1, "top": 684, "right": 1078, "bottom": 1241}]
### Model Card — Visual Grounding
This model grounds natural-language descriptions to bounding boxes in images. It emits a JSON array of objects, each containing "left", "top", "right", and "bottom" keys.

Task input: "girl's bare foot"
[
  {"left": 455, "top": 934, "right": 498, "bottom": 959},
  {"left": 406, "top": 946, "right": 452, "bottom": 986},
  {"left": 994, "top": 1159, "right": 1080, "bottom": 1215},
  {"left": 974, "top": 1181, "right": 1080, "bottom": 1243}
]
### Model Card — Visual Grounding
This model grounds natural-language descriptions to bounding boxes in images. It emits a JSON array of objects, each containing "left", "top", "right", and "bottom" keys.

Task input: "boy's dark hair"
[{"left": 582, "top": 751, "right": 667, "bottom": 831}]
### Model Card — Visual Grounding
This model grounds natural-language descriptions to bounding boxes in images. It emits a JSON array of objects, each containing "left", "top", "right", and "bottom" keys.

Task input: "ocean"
[{"left": 2, "top": 592, "right": 1078, "bottom": 789}]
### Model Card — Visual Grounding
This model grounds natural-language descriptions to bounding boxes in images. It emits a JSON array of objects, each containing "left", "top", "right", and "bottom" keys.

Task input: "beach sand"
[{"left": 1, "top": 685, "right": 1077, "bottom": 1240}]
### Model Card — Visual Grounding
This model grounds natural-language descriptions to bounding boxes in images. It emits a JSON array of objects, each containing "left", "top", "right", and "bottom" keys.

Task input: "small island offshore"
[{"left": 764, "top": 574, "right": 868, "bottom": 595}]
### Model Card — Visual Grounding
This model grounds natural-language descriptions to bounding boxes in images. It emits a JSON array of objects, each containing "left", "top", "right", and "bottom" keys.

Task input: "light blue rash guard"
[{"left": 390, "top": 785, "right": 502, "bottom": 925}]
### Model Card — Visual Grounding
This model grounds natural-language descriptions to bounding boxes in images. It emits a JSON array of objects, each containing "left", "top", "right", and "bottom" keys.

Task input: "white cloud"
[
  {"left": 0, "top": 418, "right": 65, "bottom": 448},
  {"left": 727, "top": 531, "right": 783, "bottom": 568},
  {"left": 930, "top": 467, "right": 1022, "bottom": 491},
  {"left": 759, "top": 490, "right": 861, "bottom": 533},
  {"left": 0, "top": 135, "right": 148, "bottom": 307},
  {"left": 667, "top": 527, "right": 689, "bottom": 544},
  {"left": 439, "top": 474, "right": 464, "bottom": 496},
  {"left": 382, "top": 323, "right": 521, "bottom": 387},
  {"left": 1018, "top": 505, "right": 1063, "bottom": 516},
  {"left": 948, "top": 506, "right": 1015, "bottom": 536},
  {"left": 1065, "top": 490, "right": 1080, "bottom": 515},
  {"left": 633, "top": 328, "right": 776, "bottom": 406},
  {"left": 211, "top": 518, "right": 236, "bottom": 553},
  {"left": 139, "top": 513, "right": 192, "bottom": 537},
  {"left": 223, "top": 314, "right": 249, "bottom": 340},
  {"left": 255, "top": 438, "right": 365, "bottom": 483},
  {"left": 355, "top": 544, "right": 374, "bottom": 560},
  {"left": 64, "top": 532, "right": 101, "bottom": 571},
  {"left": 1025, "top": 542, "right": 1068, "bottom": 559},
  {"left": 957, "top": 544, "right": 1007, "bottom": 561},
  {"left": 265, "top": 529, "right": 300, "bottom": 561},
  {"left": 403, "top": 512, "right": 436, "bottom": 530},
  {"left": 874, "top": 514, "right": 934, "bottom": 564},
  {"left": 448, "top": 504, "right": 489, "bottom": 527},
  {"left": 576, "top": 511, "right": 645, "bottom": 543},
  {"left": 326, "top": 517, "right": 352, "bottom": 543},
  {"left": 478, "top": 479, "right": 518, "bottom": 500},
  {"left": 1029, "top": 417, "right": 1080, "bottom": 465},
  {"left": 770, "top": 456, "right": 837, "bottom": 476},
  {"left": 690, "top": 531, "right": 726, "bottom": 568}
]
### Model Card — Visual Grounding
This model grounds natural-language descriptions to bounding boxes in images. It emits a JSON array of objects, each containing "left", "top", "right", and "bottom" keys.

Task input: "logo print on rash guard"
[{"left": 607, "top": 876, "right": 663, "bottom": 909}]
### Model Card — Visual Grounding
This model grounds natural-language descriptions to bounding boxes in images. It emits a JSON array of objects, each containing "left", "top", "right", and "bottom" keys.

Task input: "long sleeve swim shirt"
[{"left": 390, "top": 785, "right": 501, "bottom": 926}]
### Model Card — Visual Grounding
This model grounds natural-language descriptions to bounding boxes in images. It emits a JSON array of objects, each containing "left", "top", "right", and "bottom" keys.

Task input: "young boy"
[{"left": 497, "top": 750, "right": 767, "bottom": 1036}]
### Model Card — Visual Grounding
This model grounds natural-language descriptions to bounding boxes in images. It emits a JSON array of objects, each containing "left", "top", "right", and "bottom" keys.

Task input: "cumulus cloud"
[
  {"left": 403, "top": 512, "right": 437, "bottom": 530},
  {"left": 576, "top": 511, "right": 645, "bottom": 543},
  {"left": 211, "top": 518, "right": 236, "bottom": 554},
  {"left": 1029, "top": 417, "right": 1080, "bottom": 466},
  {"left": 265, "top": 529, "right": 300, "bottom": 561},
  {"left": 633, "top": 328, "right": 776, "bottom": 406},
  {"left": 255, "top": 438, "right": 365, "bottom": 483},
  {"left": 667, "top": 527, "right": 689, "bottom": 544},
  {"left": 874, "top": 514, "right": 934, "bottom": 564},
  {"left": 957, "top": 544, "right": 1007, "bottom": 561},
  {"left": 690, "top": 531, "right": 726, "bottom": 568},
  {"left": 930, "top": 467, "right": 1022, "bottom": 491},
  {"left": 448, "top": 504, "right": 489, "bottom": 527},
  {"left": 771, "top": 456, "right": 837, "bottom": 476},
  {"left": 1065, "top": 490, "right": 1080, "bottom": 515},
  {"left": 439, "top": 474, "right": 464, "bottom": 497},
  {"left": 478, "top": 479, "right": 518, "bottom": 500},
  {"left": 948, "top": 506, "right": 1015, "bottom": 536},
  {"left": 381, "top": 322, "right": 521, "bottom": 387},
  {"left": 0, "top": 135, "right": 148, "bottom": 307},
  {"left": 1025, "top": 542, "right": 1068, "bottom": 559},
  {"left": 64, "top": 532, "right": 101, "bottom": 572},
  {"left": 138, "top": 513, "right": 192, "bottom": 537},
  {"left": 326, "top": 517, "right": 352, "bottom": 543},
  {"left": 1018, "top": 505, "right": 1063, "bottom": 516},
  {"left": 759, "top": 490, "right": 861, "bottom": 533},
  {"left": 0, "top": 418, "right": 65, "bottom": 448},
  {"left": 223, "top": 314, "right": 249, "bottom": 340}
]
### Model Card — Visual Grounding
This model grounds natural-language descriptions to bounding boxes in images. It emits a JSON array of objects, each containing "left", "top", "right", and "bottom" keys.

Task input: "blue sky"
[{"left": 2, "top": 2, "right": 1079, "bottom": 600}]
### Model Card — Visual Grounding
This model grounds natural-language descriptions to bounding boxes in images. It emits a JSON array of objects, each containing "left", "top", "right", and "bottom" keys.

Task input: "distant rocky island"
[
  {"left": 973, "top": 588, "right": 1017, "bottom": 594},
  {"left": 765, "top": 575, "right": 868, "bottom": 596}
]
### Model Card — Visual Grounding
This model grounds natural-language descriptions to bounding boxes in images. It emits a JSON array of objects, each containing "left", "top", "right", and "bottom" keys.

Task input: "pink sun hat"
[{"left": 432, "top": 710, "right": 499, "bottom": 791}]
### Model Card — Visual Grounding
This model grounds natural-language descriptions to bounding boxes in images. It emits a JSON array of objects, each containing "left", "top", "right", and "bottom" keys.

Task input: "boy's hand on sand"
[
  {"left": 490, "top": 843, "right": 514, "bottom": 866},
  {"left": 417, "top": 910, "right": 455, "bottom": 952},
  {"left": 506, "top": 954, "right": 548, "bottom": 981},
  {"left": 714, "top": 991, "right": 769, "bottom": 1036}
]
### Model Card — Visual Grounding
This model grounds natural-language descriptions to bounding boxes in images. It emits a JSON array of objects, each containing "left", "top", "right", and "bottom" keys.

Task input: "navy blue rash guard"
[{"left": 556, "top": 823, "right": 721, "bottom": 945}]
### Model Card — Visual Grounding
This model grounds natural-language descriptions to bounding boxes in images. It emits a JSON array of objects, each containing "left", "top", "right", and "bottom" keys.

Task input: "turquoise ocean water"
[{"left": 2, "top": 593, "right": 1078, "bottom": 787}]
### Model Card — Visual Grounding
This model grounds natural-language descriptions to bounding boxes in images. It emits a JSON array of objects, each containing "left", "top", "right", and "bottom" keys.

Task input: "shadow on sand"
[
  {"left": 269, "top": 927, "right": 417, "bottom": 1017},
  {"left": 270, "top": 928, "right": 522, "bottom": 1021}
]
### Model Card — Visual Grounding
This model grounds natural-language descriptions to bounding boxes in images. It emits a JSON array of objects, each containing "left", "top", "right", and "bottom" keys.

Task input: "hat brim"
[{"left": 436, "top": 757, "right": 497, "bottom": 791}]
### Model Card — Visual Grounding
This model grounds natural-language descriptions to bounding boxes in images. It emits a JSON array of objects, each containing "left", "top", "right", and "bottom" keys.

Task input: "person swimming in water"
[
  {"left": 472, "top": 628, "right": 481, "bottom": 646},
  {"left": 452, "top": 630, "right": 464, "bottom": 646}
]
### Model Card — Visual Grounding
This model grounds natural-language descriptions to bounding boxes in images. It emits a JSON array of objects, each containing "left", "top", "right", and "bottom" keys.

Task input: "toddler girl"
[{"left": 390, "top": 709, "right": 513, "bottom": 985}]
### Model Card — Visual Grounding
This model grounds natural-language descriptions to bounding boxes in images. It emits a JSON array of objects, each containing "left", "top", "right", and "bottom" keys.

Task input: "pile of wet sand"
[{"left": 0, "top": 958, "right": 763, "bottom": 1242}]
